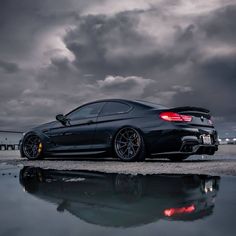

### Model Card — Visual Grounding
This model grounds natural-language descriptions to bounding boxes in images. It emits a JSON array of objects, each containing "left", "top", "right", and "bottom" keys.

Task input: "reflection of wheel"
[
  {"left": 114, "top": 127, "right": 146, "bottom": 161},
  {"left": 168, "top": 155, "right": 189, "bottom": 162},
  {"left": 114, "top": 174, "right": 143, "bottom": 202},
  {"left": 19, "top": 167, "right": 42, "bottom": 193},
  {"left": 22, "top": 134, "right": 44, "bottom": 160}
]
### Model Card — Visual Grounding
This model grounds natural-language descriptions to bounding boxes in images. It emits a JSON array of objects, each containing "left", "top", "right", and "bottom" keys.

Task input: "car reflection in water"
[{"left": 19, "top": 167, "right": 220, "bottom": 227}]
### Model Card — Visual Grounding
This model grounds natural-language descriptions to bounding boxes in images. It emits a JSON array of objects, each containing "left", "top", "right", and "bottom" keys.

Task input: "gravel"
[{"left": 0, "top": 145, "right": 236, "bottom": 176}]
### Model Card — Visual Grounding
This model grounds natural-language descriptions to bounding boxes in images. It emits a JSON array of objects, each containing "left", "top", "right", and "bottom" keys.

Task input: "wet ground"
[
  {"left": 0, "top": 145, "right": 236, "bottom": 176},
  {"left": 0, "top": 146, "right": 236, "bottom": 235},
  {"left": 0, "top": 164, "right": 236, "bottom": 236}
]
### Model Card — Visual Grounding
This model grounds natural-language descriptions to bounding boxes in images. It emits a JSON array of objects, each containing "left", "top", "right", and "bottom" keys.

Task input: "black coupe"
[{"left": 20, "top": 99, "right": 218, "bottom": 161}]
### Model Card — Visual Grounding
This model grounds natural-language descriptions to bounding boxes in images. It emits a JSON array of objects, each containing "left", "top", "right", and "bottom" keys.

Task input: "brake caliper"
[{"left": 38, "top": 143, "right": 43, "bottom": 154}]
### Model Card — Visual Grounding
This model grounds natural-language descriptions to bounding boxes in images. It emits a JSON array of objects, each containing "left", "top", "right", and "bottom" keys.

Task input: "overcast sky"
[{"left": 0, "top": 0, "right": 235, "bottom": 136}]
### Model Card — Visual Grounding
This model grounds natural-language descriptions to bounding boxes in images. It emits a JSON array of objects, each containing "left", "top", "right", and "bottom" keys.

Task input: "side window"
[
  {"left": 67, "top": 102, "right": 104, "bottom": 120},
  {"left": 100, "top": 102, "right": 131, "bottom": 116}
]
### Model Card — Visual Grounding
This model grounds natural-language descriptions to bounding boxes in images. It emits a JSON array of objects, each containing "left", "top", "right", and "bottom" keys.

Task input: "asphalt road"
[{"left": 0, "top": 145, "right": 236, "bottom": 176}]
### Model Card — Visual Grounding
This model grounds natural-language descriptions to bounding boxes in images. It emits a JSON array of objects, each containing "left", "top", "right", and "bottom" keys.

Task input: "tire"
[
  {"left": 22, "top": 134, "right": 44, "bottom": 160},
  {"left": 113, "top": 127, "right": 146, "bottom": 162},
  {"left": 114, "top": 174, "right": 144, "bottom": 201},
  {"left": 168, "top": 155, "right": 189, "bottom": 162},
  {"left": 19, "top": 167, "right": 42, "bottom": 193}
]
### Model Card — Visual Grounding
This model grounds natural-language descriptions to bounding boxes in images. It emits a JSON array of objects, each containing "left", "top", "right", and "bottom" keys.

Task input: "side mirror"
[{"left": 56, "top": 114, "right": 68, "bottom": 125}]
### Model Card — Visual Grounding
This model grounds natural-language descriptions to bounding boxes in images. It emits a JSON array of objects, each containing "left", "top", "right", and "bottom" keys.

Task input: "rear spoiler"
[{"left": 169, "top": 106, "right": 210, "bottom": 114}]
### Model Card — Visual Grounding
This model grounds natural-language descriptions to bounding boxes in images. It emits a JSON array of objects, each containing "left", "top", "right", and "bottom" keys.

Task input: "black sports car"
[{"left": 20, "top": 99, "right": 218, "bottom": 161}]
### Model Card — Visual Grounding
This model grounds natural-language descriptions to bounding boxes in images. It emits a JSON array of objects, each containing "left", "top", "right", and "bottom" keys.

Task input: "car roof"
[{"left": 81, "top": 99, "right": 168, "bottom": 109}]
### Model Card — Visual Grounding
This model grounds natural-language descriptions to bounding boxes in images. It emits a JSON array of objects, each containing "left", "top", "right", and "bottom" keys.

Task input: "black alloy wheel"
[
  {"left": 114, "top": 127, "right": 146, "bottom": 161},
  {"left": 23, "top": 135, "right": 43, "bottom": 160}
]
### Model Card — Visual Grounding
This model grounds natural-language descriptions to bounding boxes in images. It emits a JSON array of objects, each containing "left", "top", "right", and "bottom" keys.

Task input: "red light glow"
[
  {"left": 164, "top": 204, "right": 195, "bottom": 217},
  {"left": 160, "top": 112, "right": 192, "bottom": 122}
]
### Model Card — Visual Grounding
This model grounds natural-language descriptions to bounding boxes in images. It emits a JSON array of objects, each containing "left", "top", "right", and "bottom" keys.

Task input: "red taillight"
[
  {"left": 181, "top": 115, "right": 193, "bottom": 122},
  {"left": 160, "top": 112, "right": 192, "bottom": 122},
  {"left": 164, "top": 204, "right": 195, "bottom": 217}
]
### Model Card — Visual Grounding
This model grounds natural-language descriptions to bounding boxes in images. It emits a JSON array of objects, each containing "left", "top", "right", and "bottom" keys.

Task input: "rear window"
[
  {"left": 135, "top": 100, "right": 168, "bottom": 109},
  {"left": 100, "top": 102, "right": 131, "bottom": 116}
]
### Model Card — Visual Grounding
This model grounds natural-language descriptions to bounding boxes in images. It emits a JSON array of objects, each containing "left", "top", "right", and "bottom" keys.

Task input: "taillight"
[
  {"left": 164, "top": 204, "right": 195, "bottom": 217},
  {"left": 160, "top": 112, "right": 192, "bottom": 122}
]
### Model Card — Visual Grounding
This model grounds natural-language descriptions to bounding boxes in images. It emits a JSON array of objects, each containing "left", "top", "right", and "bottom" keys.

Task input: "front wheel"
[
  {"left": 113, "top": 127, "right": 146, "bottom": 162},
  {"left": 22, "top": 134, "right": 44, "bottom": 160}
]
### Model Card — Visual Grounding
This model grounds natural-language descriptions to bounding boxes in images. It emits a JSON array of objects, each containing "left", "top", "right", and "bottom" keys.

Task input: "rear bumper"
[
  {"left": 147, "top": 127, "right": 219, "bottom": 156},
  {"left": 179, "top": 134, "right": 218, "bottom": 155}
]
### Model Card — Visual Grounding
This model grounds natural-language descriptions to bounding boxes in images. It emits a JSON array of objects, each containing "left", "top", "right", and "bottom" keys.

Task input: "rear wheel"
[
  {"left": 114, "top": 127, "right": 146, "bottom": 162},
  {"left": 168, "top": 155, "right": 189, "bottom": 162},
  {"left": 22, "top": 134, "right": 44, "bottom": 160}
]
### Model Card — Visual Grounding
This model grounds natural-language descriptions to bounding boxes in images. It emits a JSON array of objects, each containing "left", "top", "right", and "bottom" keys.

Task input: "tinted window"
[
  {"left": 67, "top": 102, "right": 104, "bottom": 120},
  {"left": 135, "top": 100, "right": 168, "bottom": 109},
  {"left": 100, "top": 102, "right": 130, "bottom": 116}
]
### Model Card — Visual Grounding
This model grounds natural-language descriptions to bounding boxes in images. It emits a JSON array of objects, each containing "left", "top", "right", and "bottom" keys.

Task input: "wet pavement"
[
  {"left": 1, "top": 146, "right": 236, "bottom": 176},
  {"left": 0, "top": 164, "right": 236, "bottom": 236}
]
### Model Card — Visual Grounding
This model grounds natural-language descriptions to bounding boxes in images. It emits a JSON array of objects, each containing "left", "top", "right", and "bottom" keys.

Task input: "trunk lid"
[{"left": 169, "top": 106, "right": 213, "bottom": 127}]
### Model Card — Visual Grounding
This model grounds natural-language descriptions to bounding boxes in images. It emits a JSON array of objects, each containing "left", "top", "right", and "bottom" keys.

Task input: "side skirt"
[{"left": 47, "top": 150, "right": 107, "bottom": 156}]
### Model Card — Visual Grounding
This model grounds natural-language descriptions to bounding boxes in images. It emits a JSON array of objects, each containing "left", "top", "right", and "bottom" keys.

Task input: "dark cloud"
[
  {"left": 0, "top": 60, "right": 19, "bottom": 73},
  {"left": 0, "top": 0, "right": 79, "bottom": 63},
  {"left": 171, "top": 6, "right": 236, "bottom": 125},
  {"left": 0, "top": 0, "right": 235, "bottom": 136},
  {"left": 201, "top": 5, "right": 236, "bottom": 43},
  {"left": 64, "top": 11, "right": 196, "bottom": 80}
]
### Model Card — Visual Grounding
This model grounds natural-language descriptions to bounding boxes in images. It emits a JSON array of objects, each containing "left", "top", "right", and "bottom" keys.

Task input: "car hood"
[{"left": 32, "top": 120, "right": 57, "bottom": 132}]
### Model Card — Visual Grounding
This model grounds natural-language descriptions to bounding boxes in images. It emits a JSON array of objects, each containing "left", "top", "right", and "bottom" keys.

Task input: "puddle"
[{"left": 0, "top": 165, "right": 236, "bottom": 235}]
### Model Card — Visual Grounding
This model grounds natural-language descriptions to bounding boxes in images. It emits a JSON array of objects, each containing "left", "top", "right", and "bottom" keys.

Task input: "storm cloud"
[{"left": 0, "top": 0, "right": 235, "bottom": 136}]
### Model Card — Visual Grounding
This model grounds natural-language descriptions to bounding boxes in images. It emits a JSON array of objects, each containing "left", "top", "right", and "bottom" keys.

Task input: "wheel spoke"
[
  {"left": 121, "top": 148, "right": 128, "bottom": 157},
  {"left": 132, "top": 144, "right": 139, "bottom": 147},
  {"left": 117, "top": 140, "right": 126, "bottom": 145},
  {"left": 130, "top": 145, "right": 136, "bottom": 153},
  {"left": 131, "top": 137, "right": 138, "bottom": 142},
  {"left": 25, "top": 147, "right": 32, "bottom": 151},
  {"left": 120, "top": 133, "right": 128, "bottom": 140},
  {"left": 118, "top": 144, "right": 127, "bottom": 150}
]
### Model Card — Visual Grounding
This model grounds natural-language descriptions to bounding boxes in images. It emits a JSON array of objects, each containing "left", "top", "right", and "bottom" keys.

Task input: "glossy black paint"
[
  {"left": 20, "top": 99, "right": 219, "bottom": 158},
  {"left": 19, "top": 167, "right": 220, "bottom": 227}
]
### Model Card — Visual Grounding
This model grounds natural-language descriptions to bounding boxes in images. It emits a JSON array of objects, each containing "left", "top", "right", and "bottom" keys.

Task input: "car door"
[
  {"left": 93, "top": 101, "right": 132, "bottom": 150},
  {"left": 45, "top": 102, "right": 105, "bottom": 152}
]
